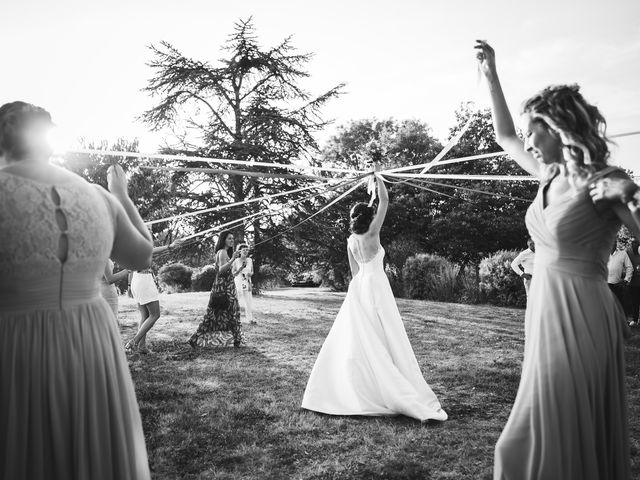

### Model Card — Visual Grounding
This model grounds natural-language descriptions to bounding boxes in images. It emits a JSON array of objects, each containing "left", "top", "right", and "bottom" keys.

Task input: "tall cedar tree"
[{"left": 141, "top": 18, "right": 344, "bottom": 278}]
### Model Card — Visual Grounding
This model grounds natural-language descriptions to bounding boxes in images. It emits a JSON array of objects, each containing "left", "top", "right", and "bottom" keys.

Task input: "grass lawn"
[{"left": 118, "top": 288, "right": 640, "bottom": 480}]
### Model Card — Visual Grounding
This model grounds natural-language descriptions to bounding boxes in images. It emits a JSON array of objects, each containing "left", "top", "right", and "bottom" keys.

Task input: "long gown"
[
  {"left": 189, "top": 266, "right": 243, "bottom": 347},
  {"left": 302, "top": 234, "right": 447, "bottom": 422},
  {"left": 0, "top": 171, "right": 151, "bottom": 480},
  {"left": 494, "top": 167, "right": 630, "bottom": 479}
]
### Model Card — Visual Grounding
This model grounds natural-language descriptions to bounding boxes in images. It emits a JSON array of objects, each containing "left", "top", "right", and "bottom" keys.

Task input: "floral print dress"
[{"left": 189, "top": 266, "right": 243, "bottom": 347}]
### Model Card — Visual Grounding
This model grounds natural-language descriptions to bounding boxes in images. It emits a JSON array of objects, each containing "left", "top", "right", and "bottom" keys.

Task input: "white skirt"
[{"left": 130, "top": 273, "right": 159, "bottom": 306}]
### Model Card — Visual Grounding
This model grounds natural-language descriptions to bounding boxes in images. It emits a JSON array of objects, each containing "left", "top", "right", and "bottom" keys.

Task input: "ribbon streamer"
[
  {"left": 254, "top": 179, "right": 365, "bottom": 248},
  {"left": 145, "top": 178, "right": 354, "bottom": 226},
  {"left": 386, "top": 173, "right": 536, "bottom": 181},
  {"left": 164, "top": 177, "right": 363, "bottom": 249},
  {"left": 65, "top": 149, "right": 364, "bottom": 175},
  {"left": 366, "top": 173, "right": 377, "bottom": 206},
  {"left": 400, "top": 176, "right": 533, "bottom": 202},
  {"left": 139, "top": 165, "right": 328, "bottom": 182}
]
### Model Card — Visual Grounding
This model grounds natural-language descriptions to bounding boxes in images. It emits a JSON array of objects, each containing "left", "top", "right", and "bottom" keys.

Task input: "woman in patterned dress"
[{"left": 189, "top": 230, "right": 244, "bottom": 348}]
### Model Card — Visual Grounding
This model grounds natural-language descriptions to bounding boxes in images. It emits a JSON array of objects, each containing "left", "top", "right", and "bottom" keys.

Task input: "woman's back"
[
  {"left": 0, "top": 168, "right": 152, "bottom": 479},
  {"left": 348, "top": 234, "right": 383, "bottom": 266},
  {"left": 0, "top": 170, "right": 114, "bottom": 311}
]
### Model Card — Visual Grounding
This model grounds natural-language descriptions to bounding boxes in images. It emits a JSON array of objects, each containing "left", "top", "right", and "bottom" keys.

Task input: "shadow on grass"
[{"left": 118, "top": 291, "right": 640, "bottom": 480}]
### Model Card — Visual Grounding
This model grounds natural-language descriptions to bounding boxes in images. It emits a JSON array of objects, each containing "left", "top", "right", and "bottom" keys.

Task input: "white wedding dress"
[{"left": 302, "top": 234, "right": 447, "bottom": 422}]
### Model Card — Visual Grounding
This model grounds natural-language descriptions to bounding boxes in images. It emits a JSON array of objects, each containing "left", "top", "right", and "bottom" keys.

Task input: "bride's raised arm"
[
  {"left": 475, "top": 40, "right": 542, "bottom": 179},
  {"left": 367, "top": 169, "right": 389, "bottom": 236}
]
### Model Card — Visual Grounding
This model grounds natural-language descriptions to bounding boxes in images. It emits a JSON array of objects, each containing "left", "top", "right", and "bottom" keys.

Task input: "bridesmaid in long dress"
[
  {"left": 189, "top": 230, "right": 244, "bottom": 348},
  {"left": 0, "top": 101, "right": 154, "bottom": 479},
  {"left": 302, "top": 165, "right": 447, "bottom": 422},
  {"left": 475, "top": 41, "right": 640, "bottom": 479}
]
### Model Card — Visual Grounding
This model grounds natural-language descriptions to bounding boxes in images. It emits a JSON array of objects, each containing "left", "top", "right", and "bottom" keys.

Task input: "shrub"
[
  {"left": 402, "top": 254, "right": 459, "bottom": 302},
  {"left": 259, "top": 263, "right": 290, "bottom": 290},
  {"left": 157, "top": 262, "right": 193, "bottom": 293},
  {"left": 478, "top": 250, "right": 526, "bottom": 308},
  {"left": 385, "top": 263, "right": 404, "bottom": 297},
  {"left": 456, "top": 267, "right": 486, "bottom": 304},
  {"left": 385, "top": 238, "right": 422, "bottom": 297},
  {"left": 191, "top": 265, "right": 218, "bottom": 292}
]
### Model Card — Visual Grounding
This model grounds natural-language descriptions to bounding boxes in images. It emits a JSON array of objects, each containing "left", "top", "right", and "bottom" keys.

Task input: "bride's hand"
[{"left": 474, "top": 40, "right": 496, "bottom": 77}]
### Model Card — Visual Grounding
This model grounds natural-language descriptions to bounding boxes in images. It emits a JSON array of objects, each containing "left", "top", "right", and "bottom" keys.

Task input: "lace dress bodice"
[
  {"left": 348, "top": 234, "right": 385, "bottom": 274},
  {"left": 0, "top": 171, "right": 116, "bottom": 311}
]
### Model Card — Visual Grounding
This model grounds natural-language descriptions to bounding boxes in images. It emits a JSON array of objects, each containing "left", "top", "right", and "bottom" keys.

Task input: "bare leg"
[
  {"left": 134, "top": 300, "right": 161, "bottom": 349},
  {"left": 136, "top": 304, "right": 150, "bottom": 348}
]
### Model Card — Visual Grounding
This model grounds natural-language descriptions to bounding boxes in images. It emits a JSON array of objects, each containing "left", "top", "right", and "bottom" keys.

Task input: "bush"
[
  {"left": 402, "top": 254, "right": 459, "bottom": 302},
  {"left": 478, "top": 250, "right": 526, "bottom": 308},
  {"left": 385, "top": 238, "right": 422, "bottom": 297},
  {"left": 259, "top": 263, "right": 289, "bottom": 290},
  {"left": 385, "top": 263, "right": 404, "bottom": 297},
  {"left": 157, "top": 262, "right": 193, "bottom": 293},
  {"left": 456, "top": 267, "right": 486, "bottom": 304},
  {"left": 191, "top": 265, "right": 218, "bottom": 292}
]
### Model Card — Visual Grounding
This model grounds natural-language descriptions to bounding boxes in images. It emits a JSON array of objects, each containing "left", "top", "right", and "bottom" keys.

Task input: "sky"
[{"left": 3, "top": 0, "right": 639, "bottom": 173}]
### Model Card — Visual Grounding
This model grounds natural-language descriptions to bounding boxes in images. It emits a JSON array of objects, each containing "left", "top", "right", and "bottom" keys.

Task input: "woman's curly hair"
[{"left": 521, "top": 84, "right": 611, "bottom": 175}]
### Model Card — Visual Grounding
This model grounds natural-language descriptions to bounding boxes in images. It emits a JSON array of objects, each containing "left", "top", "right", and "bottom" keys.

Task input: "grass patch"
[{"left": 117, "top": 288, "right": 640, "bottom": 479}]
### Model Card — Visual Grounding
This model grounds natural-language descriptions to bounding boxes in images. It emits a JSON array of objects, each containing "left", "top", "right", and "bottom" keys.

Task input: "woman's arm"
[
  {"left": 127, "top": 270, "right": 134, "bottom": 298},
  {"left": 218, "top": 249, "right": 240, "bottom": 274},
  {"left": 103, "top": 264, "right": 129, "bottom": 284},
  {"left": 510, "top": 252, "right": 525, "bottom": 276},
  {"left": 232, "top": 258, "right": 247, "bottom": 277},
  {"left": 590, "top": 175, "right": 640, "bottom": 238},
  {"left": 347, "top": 245, "right": 359, "bottom": 278},
  {"left": 152, "top": 245, "right": 170, "bottom": 256},
  {"left": 475, "top": 41, "right": 541, "bottom": 178},
  {"left": 106, "top": 165, "right": 153, "bottom": 270},
  {"left": 367, "top": 173, "right": 389, "bottom": 236}
]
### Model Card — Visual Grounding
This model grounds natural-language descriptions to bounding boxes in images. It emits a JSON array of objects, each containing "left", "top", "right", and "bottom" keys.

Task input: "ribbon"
[
  {"left": 366, "top": 173, "right": 377, "bottom": 206},
  {"left": 64, "top": 148, "right": 365, "bottom": 175}
]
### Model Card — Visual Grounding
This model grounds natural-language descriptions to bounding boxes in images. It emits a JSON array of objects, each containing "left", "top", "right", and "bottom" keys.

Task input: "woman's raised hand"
[
  {"left": 474, "top": 40, "right": 496, "bottom": 77},
  {"left": 107, "top": 164, "right": 128, "bottom": 198}
]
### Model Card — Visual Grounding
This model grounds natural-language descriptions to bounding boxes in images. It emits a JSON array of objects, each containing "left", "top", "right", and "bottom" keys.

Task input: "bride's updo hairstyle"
[
  {"left": 350, "top": 202, "right": 375, "bottom": 234},
  {"left": 521, "top": 84, "right": 611, "bottom": 176}
]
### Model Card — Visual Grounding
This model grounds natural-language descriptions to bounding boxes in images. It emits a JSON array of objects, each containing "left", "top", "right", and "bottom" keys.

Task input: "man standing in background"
[
  {"left": 626, "top": 239, "right": 640, "bottom": 327},
  {"left": 511, "top": 238, "right": 535, "bottom": 296},
  {"left": 607, "top": 238, "right": 633, "bottom": 316}
]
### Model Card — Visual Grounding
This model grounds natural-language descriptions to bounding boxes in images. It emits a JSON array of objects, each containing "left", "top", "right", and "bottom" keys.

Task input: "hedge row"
[
  {"left": 156, "top": 263, "right": 216, "bottom": 293},
  {"left": 153, "top": 249, "right": 528, "bottom": 308},
  {"left": 395, "top": 250, "right": 526, "bottom": 308}
]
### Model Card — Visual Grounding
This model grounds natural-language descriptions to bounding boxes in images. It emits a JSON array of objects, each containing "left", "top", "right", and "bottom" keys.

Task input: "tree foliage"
[
  {"left": 422, "top": 104, "right": 537, "bottom": 264},
  {"left": 141, "top": 18, "right": 345, "bottom": 277},
  {"left": 284, "top": 107, "right": 539, "bottom": 289},
  {"left": 58, "top": 138, "right": 179, "bottom": 246}
]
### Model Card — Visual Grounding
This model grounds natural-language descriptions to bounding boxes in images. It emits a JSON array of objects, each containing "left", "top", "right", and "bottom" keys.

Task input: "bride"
[{"left": 302, "top": 166, "right": 447, "bottom": 422}]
